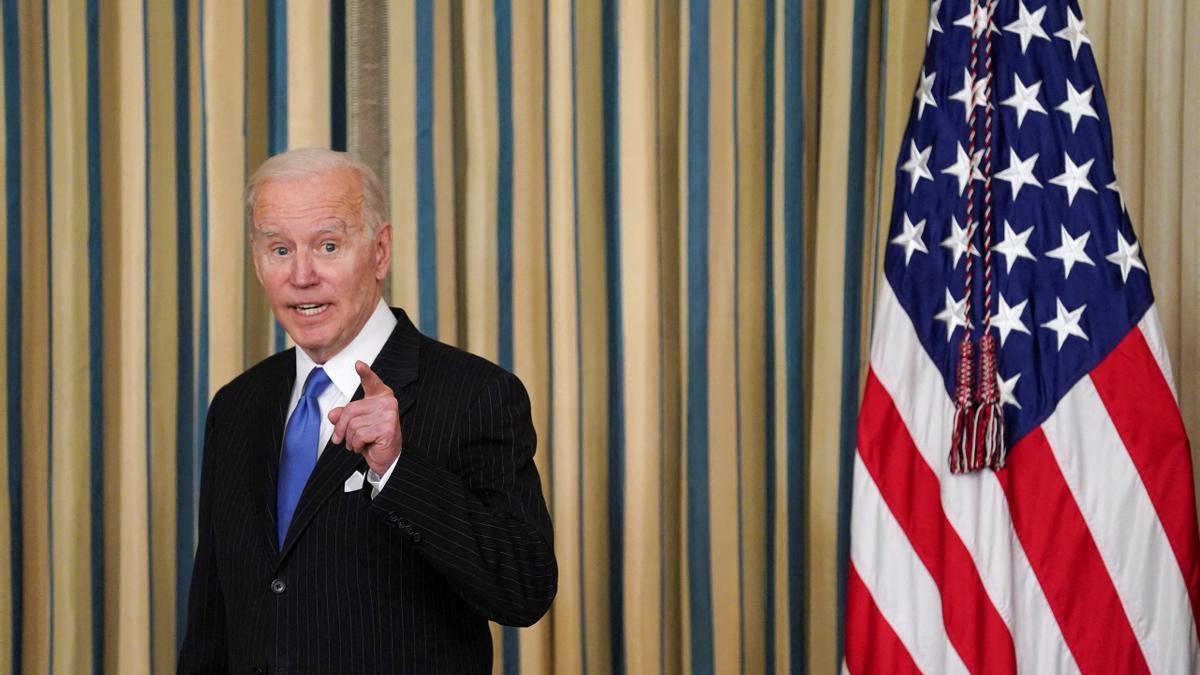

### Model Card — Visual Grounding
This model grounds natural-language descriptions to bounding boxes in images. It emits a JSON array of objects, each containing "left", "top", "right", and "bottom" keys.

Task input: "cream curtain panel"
[{"left": 0, "top": 0, "right": 1194, "bottom": 673}]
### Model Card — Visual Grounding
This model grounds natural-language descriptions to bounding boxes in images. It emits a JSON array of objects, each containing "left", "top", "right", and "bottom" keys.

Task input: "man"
[{"left": 179, "top": 148, "right": 556, "bottom": 673}]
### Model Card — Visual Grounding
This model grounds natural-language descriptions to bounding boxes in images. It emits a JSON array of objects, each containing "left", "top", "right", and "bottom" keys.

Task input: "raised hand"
[{"left": 328, "top": 360, "right": 402, "bottom": 476}]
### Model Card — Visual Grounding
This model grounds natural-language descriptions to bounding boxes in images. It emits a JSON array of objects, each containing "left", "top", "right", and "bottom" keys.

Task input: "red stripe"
[
  {"left": 997, "top": 427, "right": 1150, "bottom": 674},
  {"left": 1090, "top": 327, "right": 1200, "bottom": 637},
  {"left": 845, "top": 562, "right": 921, "bottom": 675},
  {"left": 858, "top": 370, "right": 1017, "bottom": 674}
]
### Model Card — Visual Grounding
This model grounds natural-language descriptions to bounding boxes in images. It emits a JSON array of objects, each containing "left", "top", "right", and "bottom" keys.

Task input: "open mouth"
[{"left": 292, "top": 303, "right": 330, "bottom": 317}]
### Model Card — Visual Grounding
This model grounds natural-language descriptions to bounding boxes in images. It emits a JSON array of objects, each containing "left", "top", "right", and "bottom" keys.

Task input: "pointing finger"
[{"left": 356, "top": 360, "right": 390, "bottom": 397}]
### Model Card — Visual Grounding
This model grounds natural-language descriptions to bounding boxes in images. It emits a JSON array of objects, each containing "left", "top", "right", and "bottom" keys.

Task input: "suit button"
[
  {"left": 387, "top": 512, "right": 400, "bottom": 523},
  {"left": 411, "top": 532, "right": 422, "bottom": 543},
  {"left": 250, "top": 667, "right": 265, "bottom": 674},
  {"left": 270, "top": 578, "right": 286, "bottom": 594}
]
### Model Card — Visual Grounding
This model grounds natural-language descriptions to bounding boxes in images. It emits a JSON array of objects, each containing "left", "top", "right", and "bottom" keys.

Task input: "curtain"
[{"left": 0, "top": 0, "right": 1193, "bottom": 673}]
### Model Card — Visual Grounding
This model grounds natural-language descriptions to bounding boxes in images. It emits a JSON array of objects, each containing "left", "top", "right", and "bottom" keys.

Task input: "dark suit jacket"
[{"left": 178, "top": 309, "right": 557, "bottom": 674}]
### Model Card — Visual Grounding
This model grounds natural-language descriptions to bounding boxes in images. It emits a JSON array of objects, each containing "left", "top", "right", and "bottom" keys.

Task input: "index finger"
[{"left": 355, "top": 360, "right": 391, "bottom": 397}]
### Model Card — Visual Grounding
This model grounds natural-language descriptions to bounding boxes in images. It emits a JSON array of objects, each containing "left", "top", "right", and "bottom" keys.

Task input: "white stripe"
[
  {"left": 869, "top": 282, "right": 1079, "bottom": 673},
  {"left": 1043, "top": 375, "right": 1200, "bottom": 673},
  {"left": 1136, "top": 305, "right": 1178, "bottom": 401},
  {"left": 850, "top": 454, "right": 970, "bottom": 675}
]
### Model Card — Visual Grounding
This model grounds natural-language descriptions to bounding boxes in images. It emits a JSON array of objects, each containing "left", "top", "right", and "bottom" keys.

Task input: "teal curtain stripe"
[
  {"left": 141, "top": 0, "right": 158, "bottom": 664},
  {"left": 41, "top": 0, "right": 55, "bottom": 668},
  {"left": 196, "top": 0, "right": 211, "bottom": 540},
  {"left": 761, "top": 1, "right": 777, "bottom": 671},
  {"left": 414, "top": 0, "right": 438, "bottom": 337},
  {"left": 86, "top": 0, "right": 105, "bottom": 670},
  {"left": 492, "top": 1, "right": 520, "bottom": 672},
  {"left": 600, "top": 0, "right": 626, "bottom": 672},
  {"left": 172, "top": 0, "right": 196, "bottom": 651},
  {"left": 731, "top": 5, "right": 748, "bottom": 674},
  {"left": 568, "top": 1, "right": 590, "bottom": 670},
  {"left": 2, "top": 0, "right": 23, "bottom": 668},
  {"left": 835, "top": 0, "right": 871, "bottom": 666},
  {"left": 684, "top": 0, "right": 714, "bottom": 670},
  {"left": 329, "top": 0, "right": 345, "bottom": 151},
  {"left": 782, "top": 0, "right": 806, "bottom": 671},
  {"left": 267, "top": 0, "right": 286, "bottom": 353}
]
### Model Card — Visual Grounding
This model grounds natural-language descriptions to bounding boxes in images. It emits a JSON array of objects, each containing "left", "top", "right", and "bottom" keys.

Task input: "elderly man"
[{"left": 179, "top": 148, "right": 556, "bottom": 673}]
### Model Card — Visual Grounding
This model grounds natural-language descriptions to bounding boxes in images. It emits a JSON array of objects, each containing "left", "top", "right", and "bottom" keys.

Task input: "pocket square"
[{"left": 344, "top": 470, "right": 365, "bottom": 492}]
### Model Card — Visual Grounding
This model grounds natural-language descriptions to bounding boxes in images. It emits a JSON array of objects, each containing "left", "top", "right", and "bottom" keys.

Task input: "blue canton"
[{"left": 884, "top": 0, "right": 1154, "bottom": 448}]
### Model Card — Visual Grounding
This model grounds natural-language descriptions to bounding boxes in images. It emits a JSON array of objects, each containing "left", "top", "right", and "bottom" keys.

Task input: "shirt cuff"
[{"left": 365, "top": 454, "right": 401, "bottom": 499}]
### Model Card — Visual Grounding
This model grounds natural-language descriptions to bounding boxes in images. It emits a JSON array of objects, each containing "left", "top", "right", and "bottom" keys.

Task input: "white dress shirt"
[{"left": 286, "top": 298, "right": 399, "bottom": 497}]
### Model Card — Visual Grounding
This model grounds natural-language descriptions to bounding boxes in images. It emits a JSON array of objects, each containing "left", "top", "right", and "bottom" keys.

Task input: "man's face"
[{"left": 250, "top": 167, "right": 391, "bottom": 364}]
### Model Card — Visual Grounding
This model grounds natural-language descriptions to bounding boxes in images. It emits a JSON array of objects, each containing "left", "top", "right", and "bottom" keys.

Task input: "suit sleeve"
[
  {"left": 177, "top": 405, "right": 229, "bottom": 674},
  {"left": 369, "top": 370, "right": 557, "bottom": 626}
]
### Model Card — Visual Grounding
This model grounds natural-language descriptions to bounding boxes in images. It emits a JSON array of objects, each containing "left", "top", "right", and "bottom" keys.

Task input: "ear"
[{"left": 373, "top": 222, "right": 392, "bottom": 281}]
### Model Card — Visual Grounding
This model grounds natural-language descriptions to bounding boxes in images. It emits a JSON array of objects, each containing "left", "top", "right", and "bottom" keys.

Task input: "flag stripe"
[
  {"left": 844, "top": 562, "right": 920, "bottom": 675},
  {"left": 1093, "top": 324, "right": 1200, "bottom": 641},
  {"left": 997, "top": 427, "right": 1150, "bottom": 674},
  {"left": 1042, "top": 373, "right": 1195, "bottom": 673},
  {"left": 869, "top": 281, "right": 1077, "bottom": 672},
  {"left": 849, "top": 453, "right": 969, "bottom": 675},
  {"left": 858, "top": 370, "right": 1016, "bottom": 675}
]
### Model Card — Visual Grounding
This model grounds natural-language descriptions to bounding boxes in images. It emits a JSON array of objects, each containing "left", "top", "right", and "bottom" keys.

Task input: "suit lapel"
[
  {"left": 247, "top": 351, "right": 296, "bottom": 558},
  {"left": 278, "top": 309, "right": 422, "bottom": 561}
]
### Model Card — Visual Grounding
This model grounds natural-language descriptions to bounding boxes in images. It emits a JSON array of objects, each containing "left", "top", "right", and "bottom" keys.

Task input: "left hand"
[{"left": 328, "top": 361, "right": 402, "bottom": 476}]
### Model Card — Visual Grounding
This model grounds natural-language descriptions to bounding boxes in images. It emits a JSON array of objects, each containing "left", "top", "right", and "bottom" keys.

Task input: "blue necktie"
[{"left": 277, "top": 367, "right": 332, "bottom": 548}]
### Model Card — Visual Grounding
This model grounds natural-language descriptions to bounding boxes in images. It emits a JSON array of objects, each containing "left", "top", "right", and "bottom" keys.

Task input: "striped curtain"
[{"left": 0, "top": 0, "right": 1194, "bottom": 673}]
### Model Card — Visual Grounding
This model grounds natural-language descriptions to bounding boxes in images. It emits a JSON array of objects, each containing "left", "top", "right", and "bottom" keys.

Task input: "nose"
[{"left": 288, "top": 250, "right": 319, "bottom": 287}]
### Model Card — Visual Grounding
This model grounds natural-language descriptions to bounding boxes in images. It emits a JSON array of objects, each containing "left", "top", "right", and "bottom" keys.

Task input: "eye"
[
  {"left": 272, "top": 246, "right": 289, "bottom": 257},
  {"left": 322, "top": 242, "right": 338, "bottom": 254}
]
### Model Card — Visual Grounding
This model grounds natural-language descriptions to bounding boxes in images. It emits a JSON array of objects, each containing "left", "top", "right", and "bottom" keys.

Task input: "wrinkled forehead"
[{"left": 251, "top": 168, "right": 366, "bottom": 230}]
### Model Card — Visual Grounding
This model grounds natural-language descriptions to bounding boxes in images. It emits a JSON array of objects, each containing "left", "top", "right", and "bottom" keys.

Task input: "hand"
[{"left": 328, "top": 361, "right": 402, "bottom": 476}]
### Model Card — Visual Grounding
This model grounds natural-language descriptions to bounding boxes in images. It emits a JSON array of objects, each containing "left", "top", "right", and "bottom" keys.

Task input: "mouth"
[{"left": 291, "top": 303, "right": 330, "bottom": 317}]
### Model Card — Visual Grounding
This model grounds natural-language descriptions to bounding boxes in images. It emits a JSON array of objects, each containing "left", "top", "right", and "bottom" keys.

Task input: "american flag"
[{"left": 845, "top": 0, "right": 1200, "bottom": 672}]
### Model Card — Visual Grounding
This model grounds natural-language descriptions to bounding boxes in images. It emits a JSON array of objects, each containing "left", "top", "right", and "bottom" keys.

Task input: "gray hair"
[{"left": 245, "top": 147, "right": 389, "bottom": 237}]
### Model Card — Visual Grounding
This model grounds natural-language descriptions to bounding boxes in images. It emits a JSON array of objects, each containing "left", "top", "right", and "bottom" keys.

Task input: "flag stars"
[
  {"left": 992, "top": 221, "right": 1037, "bottom": 272},
  {"left": 928, "top": 0, "right": 944, "bottom": 43},
  {"left": 1045, "top": 225, "right": 1095, "bottom": 279},
  {"left": 950, "top": 68, "right": 990, "bottom": 122},
  {"left": 1106, "top": 231, "right": 1147, "bottom": 282},
  {"left": 941, "top": 216, "right": 978, "bottom": 269},
  {"left": 991, "top": 295, "right": 1031, "bottom": 346},
  {"left": 954, "top": 3, "right": 999, "bottom": 35},
  {"left": 1055, "top": 7, "right": 1092, "bottom": 60},
  {"left": 941, "top": 142, "right": 983, "bottom": 196},
  {"left": 1004, "top": 1, "right": 1051, "bottom": 53},
  {"left": 1056, "top": 81, "right": 1099, "bottom": 132},
  {"left": 997, "top": 371, "right": 1022, "bottom": 409},
  {"left": 1107, "top": 179, "right": 1128, "bottom": 213},
  {"left": 1041, "top": 298, "right": 1089, "bottom": 350},
  {"left": 1001, "top": 74, "right": 1047, "bottom": 128},
  {"left": 996, "top": 149, "right": 1042, "bottom": 199},
  {"left": 900, "top": 140, "right": 934, "bottom": 192},
  {"left": 891, "top": 214, "right": 929, "bottom": 265},
  {"left": 914, "top": 68, "right": 938, "bottom": 120},
  {"left": 935, "top": 289, "right": 970, "bottom": 341},
  {"left": 1049, "top": 153, "right": 1097, "bottom": 205}
]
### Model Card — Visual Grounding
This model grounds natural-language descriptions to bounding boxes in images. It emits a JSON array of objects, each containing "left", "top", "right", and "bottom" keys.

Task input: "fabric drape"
[{"left": 0, "top": 0, "right": 1194, "bottom": 673}]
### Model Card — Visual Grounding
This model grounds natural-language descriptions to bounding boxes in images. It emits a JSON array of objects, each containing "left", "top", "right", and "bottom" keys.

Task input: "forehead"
[{"left": 252, "top": 167, "right": 364, "bottom": 230}]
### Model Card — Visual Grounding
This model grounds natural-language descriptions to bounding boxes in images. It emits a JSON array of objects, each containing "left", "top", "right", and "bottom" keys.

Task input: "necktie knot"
[{"left": 301, "top": 367, "right": 332, "bottom": 400}]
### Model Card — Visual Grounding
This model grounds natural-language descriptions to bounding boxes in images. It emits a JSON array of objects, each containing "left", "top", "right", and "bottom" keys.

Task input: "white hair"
[{"left": 245, "top": 147, "right": 388, "bottom": 237}]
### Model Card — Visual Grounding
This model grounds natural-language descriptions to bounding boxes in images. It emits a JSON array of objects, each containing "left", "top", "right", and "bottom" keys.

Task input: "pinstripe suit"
[{"left": 179, "top": 308, "right": 556, "bottom": 674}]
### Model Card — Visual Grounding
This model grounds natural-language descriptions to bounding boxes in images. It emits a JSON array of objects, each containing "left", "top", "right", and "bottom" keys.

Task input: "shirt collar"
[{"left": 294, "top": 299, "right": 398, "bottom": 399}]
